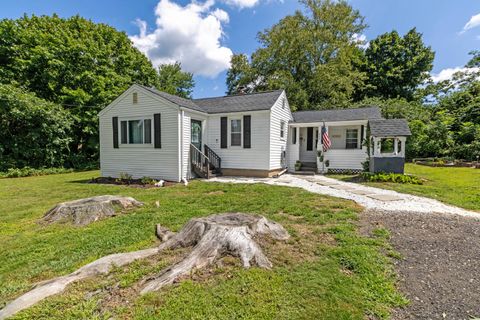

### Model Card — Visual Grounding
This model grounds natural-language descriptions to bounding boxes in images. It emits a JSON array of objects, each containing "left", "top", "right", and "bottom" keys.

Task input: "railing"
[
  {"left": 204, "top": 144, "right": 221, "bottom": 174},
  {"left": 190, "top": 144, "right": 211, "bottom": 179}
]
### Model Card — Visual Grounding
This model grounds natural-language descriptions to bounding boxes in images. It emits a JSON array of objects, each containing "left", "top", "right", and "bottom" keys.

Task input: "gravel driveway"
[
  {"left": 361, "top": 210, "right": 480, "bottom": 320},
  {"left": 209, "top": 174, "right": 480, "bottom": 319}
]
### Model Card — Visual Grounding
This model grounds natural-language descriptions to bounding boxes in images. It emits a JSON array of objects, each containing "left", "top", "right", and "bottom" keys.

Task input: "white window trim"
[
  {"left": 280, "top": 120, "right": 286, "bottom": 141},
  {"left": 229, "top": 117, "right": 242, "bottom": 148},
  {"left": 345, "top": 128, "right": 359, "bottom": 149},
  {"left": 119, "top": 116, "right": 153, "bottom": 148}
]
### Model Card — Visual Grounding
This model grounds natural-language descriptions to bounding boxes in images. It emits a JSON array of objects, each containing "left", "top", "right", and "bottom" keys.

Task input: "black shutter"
[
  {"left": 360, "top": 125, "right": 364, "bottom": 149},
  {"left": 154, "top": 113, "right": 161, "bottom": 148},
  {"left": 112, "top": 117, "right": 119, "bottom": 149},
  {"left": 307, "top": 127, "right": 313, "bottom": 151},
  {"left": 243, "top": 115, "right": 251, "bottom": 148},
  {"left": 220, "top": 117, "right": 227, "bottom": 148},
  {"left": 292, "top": 127, "right": 297, "bottom": 144}
]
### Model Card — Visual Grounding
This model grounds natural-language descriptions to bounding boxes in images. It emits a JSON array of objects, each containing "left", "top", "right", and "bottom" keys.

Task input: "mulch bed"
[
  {"left": 89, "top": 177, "right": 178, "bottom": 188},
  {"left": 359, "top": 210, "right": 480, "bottom": 320}
]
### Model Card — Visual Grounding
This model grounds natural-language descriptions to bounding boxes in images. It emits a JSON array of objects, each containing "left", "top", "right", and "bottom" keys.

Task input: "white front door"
[{"left": 299, "top": 127, "right": 317, "bottom": 162}]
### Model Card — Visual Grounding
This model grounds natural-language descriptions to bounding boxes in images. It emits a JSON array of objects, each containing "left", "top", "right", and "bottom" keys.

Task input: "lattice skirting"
[{"left": 326, "top": 168, "right": 363, "bottom": 174}]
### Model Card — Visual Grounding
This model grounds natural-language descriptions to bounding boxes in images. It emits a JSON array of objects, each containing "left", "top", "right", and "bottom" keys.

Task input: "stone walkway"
[{"left": 208, "top": 174, "right": 479, "bottom": 218}]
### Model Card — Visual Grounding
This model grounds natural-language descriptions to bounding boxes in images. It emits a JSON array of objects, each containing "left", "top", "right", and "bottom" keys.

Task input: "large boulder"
[{"left": 42, "top": 195, "right": 143, "bottom": 225}]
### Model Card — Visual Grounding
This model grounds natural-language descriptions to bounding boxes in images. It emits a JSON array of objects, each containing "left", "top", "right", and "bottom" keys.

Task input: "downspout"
[{"left": 180, "top": 110, "right": 184, "bottom": 182}]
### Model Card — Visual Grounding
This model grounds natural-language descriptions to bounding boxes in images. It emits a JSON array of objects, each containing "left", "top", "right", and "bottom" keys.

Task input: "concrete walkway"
[{"left": 208, "top": 174, "right": 479, "bottom": 218}]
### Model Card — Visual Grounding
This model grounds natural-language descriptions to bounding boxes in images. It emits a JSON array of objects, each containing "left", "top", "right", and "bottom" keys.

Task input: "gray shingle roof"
[
  {"left": 141, "top": 85, "right": 284, "bottom": 114},
  {"left": 193, "top": 90, "right": 284, "bottom": 114},
  {"left": 369, "top": 119, "right": 411, "bottom": 136},
  {"left": 292, "top": 107, "right": 382, "bottom": 123},
  {"left": 140, "top": 85, "right": 205, "bottom": 113}
]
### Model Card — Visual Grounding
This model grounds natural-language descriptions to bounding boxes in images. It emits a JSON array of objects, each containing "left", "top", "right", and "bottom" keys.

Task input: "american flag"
[{"left": 321, "top": 126, "right": 331, "bottom": 152}]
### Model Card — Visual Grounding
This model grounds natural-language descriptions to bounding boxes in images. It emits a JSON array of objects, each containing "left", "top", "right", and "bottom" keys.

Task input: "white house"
[{"left": 98, "top": 84, "right": 410, "bottom": 181}]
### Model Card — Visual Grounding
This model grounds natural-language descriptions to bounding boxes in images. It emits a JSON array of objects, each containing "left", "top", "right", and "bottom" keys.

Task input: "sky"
[{"left": 1, "top": 0, "right": 479, "bottom": 98}]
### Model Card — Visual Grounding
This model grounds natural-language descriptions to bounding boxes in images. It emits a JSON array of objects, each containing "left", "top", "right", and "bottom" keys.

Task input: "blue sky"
[{"left": 1, "top": 0, "right": 479, "bottom": 98}]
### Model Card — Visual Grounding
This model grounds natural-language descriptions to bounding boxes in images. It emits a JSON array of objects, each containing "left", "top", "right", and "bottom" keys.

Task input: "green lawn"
[
  {"left": 0, "top": 171, "right": 406, "bottom": 319},
  {"left": 333, "top": 164, "right": 480, "bottom": 211}
]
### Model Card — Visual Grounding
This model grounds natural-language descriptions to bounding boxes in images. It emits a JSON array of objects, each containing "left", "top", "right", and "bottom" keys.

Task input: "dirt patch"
[
  {"left": 206, "top": 190, "right": 225, "bottom": 196},
  {"left": 90, "top": 177, "right": 179, "bottom": 188},
  {"left": 359, "top": 210, "right": 480, "bottom": 320}
]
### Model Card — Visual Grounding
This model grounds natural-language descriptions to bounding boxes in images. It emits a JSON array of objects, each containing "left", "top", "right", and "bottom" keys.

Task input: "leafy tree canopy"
[
  {"left": 0, "top": 14, "right": 160, "bottom": 163},
  {"left": 227, "top": 0, "right": 367, "bottom": 110},
  {"left": 0, "top": 84, "right": 73, "bottom": 171},
  {"left": 157, "top": 62, "right": 195, "bottom": 98},
  {"left": 360, "top": 28, "right": 435, "bottom": 101}
]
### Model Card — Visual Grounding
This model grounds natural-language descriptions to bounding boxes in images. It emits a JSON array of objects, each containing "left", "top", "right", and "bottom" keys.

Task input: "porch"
[{"left": 287, "top": 121, "right": 369, "bottom": 173}]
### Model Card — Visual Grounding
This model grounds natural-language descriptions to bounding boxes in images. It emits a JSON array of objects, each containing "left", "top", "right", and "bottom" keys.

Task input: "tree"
[
  {"left": 360, "top": 28, "right": 435, "bottom": 100},
  {"left": 157, "top": 62, "right": 195, "bottom": 98},
  {"left": 0, "top": 84, "right": 73, "bottom": 170},
  {"left": 226, "top": 0, "right": 367, "bottom": 110},
  {"left": 226, "top": 54, "right": 254, "bottom": 95},
  {"left": 0, "top": 15, "right": 159, "bottom": 165}
]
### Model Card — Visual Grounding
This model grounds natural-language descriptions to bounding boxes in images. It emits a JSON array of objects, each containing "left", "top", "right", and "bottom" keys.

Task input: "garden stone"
[{"left": 42, "top": 195, "right": 143, "bottom": 225}]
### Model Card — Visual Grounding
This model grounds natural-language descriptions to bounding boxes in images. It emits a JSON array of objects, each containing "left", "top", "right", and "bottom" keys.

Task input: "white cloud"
[
  {"left": 352, "top": 33, "right": 369, "bottom": 49},
  {"left": 431, "top": 67, "right": 479, "bottom": 83},
  {"left": 222, "top": 0, "right": 259, "bottom": 9},
  {"left": 130, "top": 0, "right": 233, "bottom": 78},
  {"left": 461, "top": 13, "right": 480, "bottom": 33}
]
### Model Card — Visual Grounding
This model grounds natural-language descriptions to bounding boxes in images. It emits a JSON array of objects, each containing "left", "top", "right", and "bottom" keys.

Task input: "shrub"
[
  {"left": 361, "top": 172, "right": 423, "bottom": 185},
  {"left": 140, "top": 176, "right": 157, "bottom": 185},
  {"left": 0, "top": 167, "right": 75, "bottom": 178},
  {"left": 0, "top": 84, "right": 73, "bottom": 171}
]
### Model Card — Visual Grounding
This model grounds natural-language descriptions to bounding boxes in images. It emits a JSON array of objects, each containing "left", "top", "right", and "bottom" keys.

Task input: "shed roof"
[
  {"left": 369, "top": 119, "right": 411, "bottom": 136},
  {"left": 292, "top": 107, "right": 382, "bottom": 123}
]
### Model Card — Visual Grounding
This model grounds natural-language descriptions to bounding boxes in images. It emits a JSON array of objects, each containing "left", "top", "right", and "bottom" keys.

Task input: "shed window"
[
  {"left": 231, "top": 119, "right": 241, "bottom": 146},
  {"left": 345, "top": 129, "right": 358, "bottom": 149},
  {"left": 280, "top": 120, "right": 285, "bottom": 139},
  {"left": 121, "top": 119, "right": 152, "bottom": 145}
]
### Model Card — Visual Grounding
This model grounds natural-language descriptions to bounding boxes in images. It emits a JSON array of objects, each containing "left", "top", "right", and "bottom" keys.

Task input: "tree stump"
[
  {"left": 142, "top": 213, "right": 290, "bottom": 293},
  {"left": 0, "top": 213, "right": 288, "bottom": 319},
  {"left": 42, "top": 195, "right": 143, "bottom": 225}
]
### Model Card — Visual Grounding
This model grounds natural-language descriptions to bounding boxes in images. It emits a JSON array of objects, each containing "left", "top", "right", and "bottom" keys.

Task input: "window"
[
  {"left": 282, "top": 97, "right": 286, "bottom": 109},
  {"left": 120, "top": 119, "right": 152, "bottom": 144},
  {"left": 280, "top": 120, "right": 285, "bottom": 139},
  {"left": 231, "top": 119, "right": 241, "bottom": 146},
  {"left": 345, "top": 129, "right": 358, "bottom": 149},
  {"left": 132, "top": 92, "right": 138, "bottom": 104}
]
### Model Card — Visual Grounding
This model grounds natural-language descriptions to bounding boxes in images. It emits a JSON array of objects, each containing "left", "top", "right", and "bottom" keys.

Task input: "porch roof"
[
  {"left": 369, "top": 119, "right": 411, "bottom": 137},
  {"left": 291, "top": 107, "right": 382, "bottom": 124}
]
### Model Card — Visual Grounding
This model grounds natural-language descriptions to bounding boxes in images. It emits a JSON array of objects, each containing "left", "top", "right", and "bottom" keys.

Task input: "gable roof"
[
  {"left": 292, "top": 107, "right": 382, "bottom": 123},
  {"left": 193, "top": 90, "right": 284, "bottom": 114},
  {"left": 139, "top": 85, "right": 283, "bottom": 114},
  {"left": 139, "top": 85, "right": 205, "bottom": 113},
  {"left": 369, "top": 119, "right": 411, "bottom": 136}
]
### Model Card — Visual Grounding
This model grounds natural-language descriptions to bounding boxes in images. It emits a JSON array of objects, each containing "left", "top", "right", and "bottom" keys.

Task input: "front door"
[
  {"left": 191, "top": 120, "right": 202, "bottom": 150},
  {"left": 300, "top": 127, "right": 317, "bottom": 162}
]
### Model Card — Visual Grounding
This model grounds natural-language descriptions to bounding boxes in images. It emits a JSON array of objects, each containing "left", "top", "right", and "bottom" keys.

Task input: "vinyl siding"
[
  {"left": 99, "top": 87, "right": 180, "bottom": 181},
  {"left": 269, "top": 92, "right": 293, "bottom": 170},
  {"left": 206, "top": 111, "right": 271, "bottom": 170},
  {"left": 324, "top": 149, "right": 368, "bottom": 170}
]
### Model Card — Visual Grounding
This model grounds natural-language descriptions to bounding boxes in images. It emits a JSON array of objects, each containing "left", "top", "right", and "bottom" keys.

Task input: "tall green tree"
[
  {"left": 226, "top": 0, "right": 367, "bottom": 110},
  {"left": 157, "top": 62, "right": 195, "bottom": 98},
  {"left": 0, "top": 14, "right": 159, "bottom": 165},
  {"left": 0, "top": 84, "right": 73, "bottom": 170},
  {"left": 360, "top": 28, "right": 434, "bottom": 100}
]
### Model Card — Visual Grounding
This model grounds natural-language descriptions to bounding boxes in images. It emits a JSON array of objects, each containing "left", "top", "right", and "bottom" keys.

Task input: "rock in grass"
[{"left": 42, "top": 195, "right": 143, "bottom": 225}]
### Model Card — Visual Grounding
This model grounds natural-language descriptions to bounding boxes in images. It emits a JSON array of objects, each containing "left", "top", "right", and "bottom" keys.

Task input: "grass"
[
  {"left": 0, "top": 171, "right": 406, "bottom": 319},
  {"left": 331, "top": 163, "right": 480, "bottom": 211}
]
